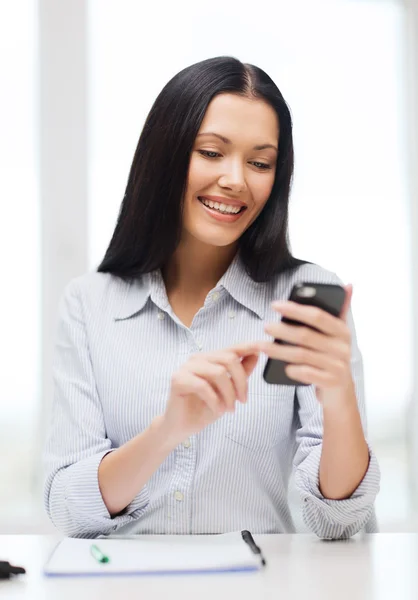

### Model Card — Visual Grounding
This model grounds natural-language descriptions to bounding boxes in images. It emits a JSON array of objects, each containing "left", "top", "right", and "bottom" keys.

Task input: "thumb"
[{"left": 241, "top": 352, "right": 260, "bottom": 377}]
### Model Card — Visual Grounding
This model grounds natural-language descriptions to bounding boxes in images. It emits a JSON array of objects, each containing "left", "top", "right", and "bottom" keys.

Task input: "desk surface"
[{"left": 1, "top": 533, "right": 417, "bottom": 600}]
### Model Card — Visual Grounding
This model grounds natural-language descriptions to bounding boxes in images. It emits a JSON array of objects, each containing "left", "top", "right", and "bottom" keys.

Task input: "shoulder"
[
  {"left": 62, "top": 271, "right": 124, "bottom": 302},
  {"left": 283, "top": 261, "right": 343, "bottom": 286},
  {"left": 59, "top": 271, "right": 143, "bottom": 318},
  {"left": 269, "top": 261, "right": 344, "bottom": 299},
  {"left": 63, "top": 271, "right": 126, "bottom": 298}
]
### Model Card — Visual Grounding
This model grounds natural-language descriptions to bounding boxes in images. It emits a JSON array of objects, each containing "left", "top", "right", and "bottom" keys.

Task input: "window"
[{"left": 0, "top": 1, "right": 40, "bottom": 511}]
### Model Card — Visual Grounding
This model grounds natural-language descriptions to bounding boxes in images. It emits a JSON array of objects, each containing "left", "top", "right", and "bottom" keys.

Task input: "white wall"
[{"left": 403, "top": 0, "right": 418, "bottom": 502}]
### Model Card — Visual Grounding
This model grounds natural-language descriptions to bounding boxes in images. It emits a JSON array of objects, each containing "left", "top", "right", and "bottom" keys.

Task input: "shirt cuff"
[
  {"left": 65, "top": 450, "right": 150, "bottom": 535},
  {"left": 294, "top": 443, "right": 380, "bottom": 539}
]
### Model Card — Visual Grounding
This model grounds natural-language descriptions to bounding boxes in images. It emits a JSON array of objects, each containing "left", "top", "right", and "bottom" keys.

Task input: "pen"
[
  {"left": 90, "top": 544, "right": 110, "bottom": 564},
  {"left": 0, "top": 561, "right": 26, "bottom": 579},
  {"left": 241, "top": 530, "right": 267, "bottom": 567}
]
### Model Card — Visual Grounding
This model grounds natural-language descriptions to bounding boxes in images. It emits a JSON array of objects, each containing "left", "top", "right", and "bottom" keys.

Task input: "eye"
[
  {"left": 250, "top": 161, "right": 272, "bottom": 170},
  {"left": 198, "top": 150, "right": 221, "bottom": 159}
]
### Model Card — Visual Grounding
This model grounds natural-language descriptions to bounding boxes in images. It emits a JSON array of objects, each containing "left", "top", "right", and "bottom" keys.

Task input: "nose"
[{"left": 218, "top": 159, "right": 247, "bottom": 194}]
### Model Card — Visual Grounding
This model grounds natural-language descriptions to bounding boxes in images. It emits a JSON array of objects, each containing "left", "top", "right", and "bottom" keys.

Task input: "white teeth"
[{"left": 200, "top": 197, "right": 242, "bottom": 214}]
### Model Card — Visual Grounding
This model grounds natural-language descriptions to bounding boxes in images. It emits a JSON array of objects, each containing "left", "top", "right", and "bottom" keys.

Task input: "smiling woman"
[
  {"left": 96, "top": 57, "right": 301, "bottom": 283},
  {"left": 44, "top": 56, "right": 380, "bottom": 540}
]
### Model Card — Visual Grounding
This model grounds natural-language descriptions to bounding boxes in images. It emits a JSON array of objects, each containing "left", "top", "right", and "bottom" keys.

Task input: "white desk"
[{"left": 1, "top": 533, "right": 417, "bottom": 600}]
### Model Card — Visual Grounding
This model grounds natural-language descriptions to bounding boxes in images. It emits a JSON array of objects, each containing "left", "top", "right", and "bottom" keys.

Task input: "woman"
[{"left": 44, "top": 56, "right": 380, "bottom": 539}]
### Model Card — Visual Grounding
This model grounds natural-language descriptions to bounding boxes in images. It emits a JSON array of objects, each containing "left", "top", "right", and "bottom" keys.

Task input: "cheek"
[
  {"left": 186, "top": 156, "right": 214, "bottom": 195},
  {"left": 250, "top": 172, "right": 275, "bottom": 209}
]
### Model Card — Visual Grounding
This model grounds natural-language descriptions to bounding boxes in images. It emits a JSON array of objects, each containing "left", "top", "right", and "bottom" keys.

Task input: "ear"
[{"left": 340, "top": 284, "right": 353, "bottom": 322}]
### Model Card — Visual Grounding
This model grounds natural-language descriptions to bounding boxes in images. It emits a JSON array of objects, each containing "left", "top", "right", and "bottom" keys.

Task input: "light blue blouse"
[{"left": 44, "top": 254, "right": 380, "bottom": 538}]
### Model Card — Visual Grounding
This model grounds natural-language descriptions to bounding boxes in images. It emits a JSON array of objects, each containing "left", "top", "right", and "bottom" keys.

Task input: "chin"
[{"left": 190, "top": 224, "right": 242, "bottom": 248}]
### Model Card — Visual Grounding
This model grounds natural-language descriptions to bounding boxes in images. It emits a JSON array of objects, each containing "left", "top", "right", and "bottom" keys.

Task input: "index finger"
[
  {"left": 229, "top": 342, "right": 261, "bottom": 358},
  {"left": 229, "top": 343, "right": 261, "bottom": 382},
  {"left": 271, "top": 301, "right": 346, "bottom": 337}
]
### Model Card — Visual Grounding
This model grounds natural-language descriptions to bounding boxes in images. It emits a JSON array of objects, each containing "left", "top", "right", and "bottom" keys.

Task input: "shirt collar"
[
  {"left": 114, "top": 253, "right": 267, "bottom": 321},
  {"left": 217, "top": 253, "right": 267, "bottom": 319},
  {"left": 114, "top": 274, "right": 152, "bottom": 321}
]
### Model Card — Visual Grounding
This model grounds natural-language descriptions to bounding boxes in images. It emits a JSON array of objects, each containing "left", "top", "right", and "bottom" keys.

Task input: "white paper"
[{"left": 44, "top": 532, "right": 260, "bottom": 576}]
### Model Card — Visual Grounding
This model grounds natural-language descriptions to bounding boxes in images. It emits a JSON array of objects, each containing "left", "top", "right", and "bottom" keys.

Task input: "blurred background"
[{"left": 1, "top": 0, "right": 417, "bottom": 533}]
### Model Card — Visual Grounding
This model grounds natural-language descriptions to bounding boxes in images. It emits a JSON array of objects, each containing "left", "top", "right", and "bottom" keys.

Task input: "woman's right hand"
[{"left": 159, "top": 343, "right": 261, "bottom": 446}]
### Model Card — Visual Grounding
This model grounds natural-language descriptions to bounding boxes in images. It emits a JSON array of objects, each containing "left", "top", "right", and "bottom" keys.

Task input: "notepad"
[{"left": 44, "top": 533, "right": 261, "bottom": 577}]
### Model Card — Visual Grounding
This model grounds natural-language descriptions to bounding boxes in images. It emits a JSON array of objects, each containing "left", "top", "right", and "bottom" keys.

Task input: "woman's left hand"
[{"left": 259, "top": 284, "right": 355, "bottom": 404}]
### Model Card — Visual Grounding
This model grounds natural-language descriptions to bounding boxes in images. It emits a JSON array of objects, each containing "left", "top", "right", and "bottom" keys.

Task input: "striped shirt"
[{"left": 43, "top": 253, "right": 380, "bottom": 539}]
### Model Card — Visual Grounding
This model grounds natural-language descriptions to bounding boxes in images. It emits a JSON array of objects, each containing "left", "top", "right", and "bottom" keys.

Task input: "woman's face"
[{"left": 183, "top": 93, "right": 279, "bottom": 248}]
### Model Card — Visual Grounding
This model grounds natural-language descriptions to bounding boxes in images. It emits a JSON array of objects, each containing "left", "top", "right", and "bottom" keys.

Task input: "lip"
[
  {"left": 199, "top": 195, "right": 247, "bottom": 208},
  {"left": 196, "top": 196, "right": 247, "bottom": 223}
]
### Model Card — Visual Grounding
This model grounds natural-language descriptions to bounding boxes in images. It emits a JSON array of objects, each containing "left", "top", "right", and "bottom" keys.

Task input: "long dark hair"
[{"left": 97, "top": 56, "right": 308, "bottom": 282}]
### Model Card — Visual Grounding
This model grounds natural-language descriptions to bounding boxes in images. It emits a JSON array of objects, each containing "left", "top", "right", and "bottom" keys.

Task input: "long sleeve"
[
  {"left": 43, "top": 279, "right": 150, "bottom": 538},
  {"left": 293, "top": 304, "right": 380, "bottom": 539}
]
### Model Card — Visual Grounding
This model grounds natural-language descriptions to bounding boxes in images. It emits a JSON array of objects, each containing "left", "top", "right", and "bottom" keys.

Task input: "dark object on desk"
[
  {"left": 0, "top": 560, "right": 26, "bottom": 579},
  {"left": 241, "top": 530, "right": 267, "bottom": 567}
]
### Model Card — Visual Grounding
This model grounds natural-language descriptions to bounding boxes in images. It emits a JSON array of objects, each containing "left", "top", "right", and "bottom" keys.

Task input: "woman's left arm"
[{"left": 260, "top": 282, "right": 381, "bottom": 539}]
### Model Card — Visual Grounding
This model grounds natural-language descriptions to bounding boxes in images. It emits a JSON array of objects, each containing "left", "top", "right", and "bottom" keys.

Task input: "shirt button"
[
  {"left": 212, "top": 292, "right": 220, "bottom": 301},
  {"left": 183, "top": 438, "right": 191, "bottom": 448},
  {"left": 228, "top": 311, "right": 236, "bottom": 319},
  {"left": 157, "top": 312, "right": 165, "bottom": 320},
  {"left": 174, "top": 491, "right": 184, "bottom": 501}
]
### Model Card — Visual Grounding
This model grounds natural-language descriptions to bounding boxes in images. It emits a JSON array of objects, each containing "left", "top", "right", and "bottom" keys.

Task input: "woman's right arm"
[
  {"left": 97, "top": 416, "right": 178, "bottom": 517},
  {"left": 44, "top": 279, "right": 163, "bottom": 538}
]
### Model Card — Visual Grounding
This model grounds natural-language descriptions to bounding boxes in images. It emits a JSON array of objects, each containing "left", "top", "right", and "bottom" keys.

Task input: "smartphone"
[{"left": 263, "top": 282, "right": 346, "bottom": 386}]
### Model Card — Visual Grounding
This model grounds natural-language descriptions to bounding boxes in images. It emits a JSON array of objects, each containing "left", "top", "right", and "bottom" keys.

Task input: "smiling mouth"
[{"left": 197, "top": 196, "right": 247, "bottom": 215}]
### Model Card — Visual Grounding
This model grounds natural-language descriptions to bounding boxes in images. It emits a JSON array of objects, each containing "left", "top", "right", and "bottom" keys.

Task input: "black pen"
[
  {"left": 0, "top": 561, "right": 26, "bottom": 579},
  {"left": 241, "top": 530, "right": 267, "bottom": 567}
]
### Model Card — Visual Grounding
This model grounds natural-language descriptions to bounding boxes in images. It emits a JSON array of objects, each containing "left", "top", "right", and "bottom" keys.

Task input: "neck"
[{"left": 163, "top": 235, "right": 238, "bottom": 299}]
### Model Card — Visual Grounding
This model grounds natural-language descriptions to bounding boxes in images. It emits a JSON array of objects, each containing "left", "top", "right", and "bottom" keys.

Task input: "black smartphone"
[{"left": 263, "top": 282, "right": 346, "bottom": 386}]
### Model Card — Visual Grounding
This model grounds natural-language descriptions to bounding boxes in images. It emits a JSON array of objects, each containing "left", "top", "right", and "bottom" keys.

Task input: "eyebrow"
[{"left": 197, "top": 132, "right": 278, "bottom": 152}]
